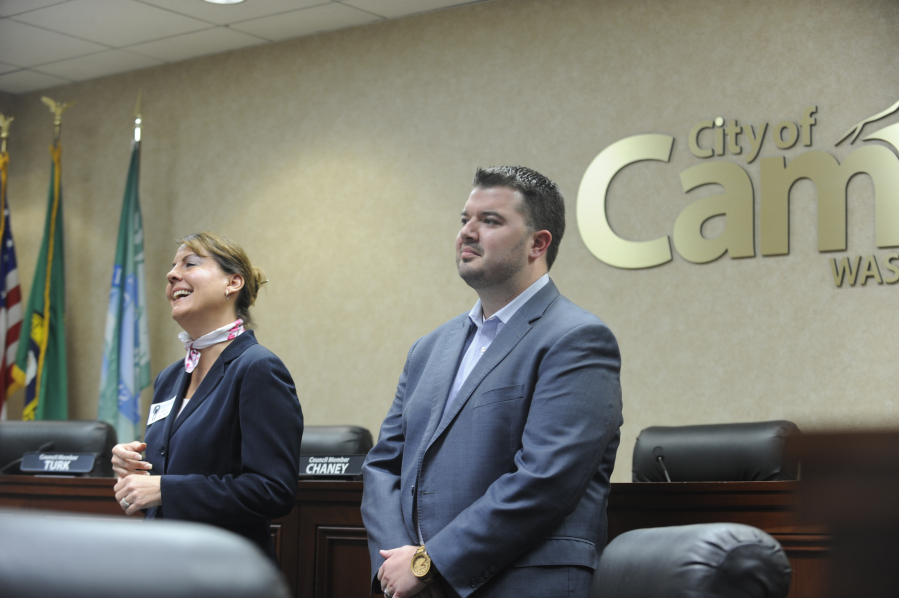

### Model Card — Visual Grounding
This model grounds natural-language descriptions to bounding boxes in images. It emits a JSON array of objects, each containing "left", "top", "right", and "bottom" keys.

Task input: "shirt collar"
[{"left": 468, "top": 273, "right": 550, "bottom": 328}]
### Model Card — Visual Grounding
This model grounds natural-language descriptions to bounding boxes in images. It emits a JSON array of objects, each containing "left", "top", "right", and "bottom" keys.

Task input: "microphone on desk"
[
  {"left": 653, "top": 446, "right": 672, "bottom": 482},
  {"left": 0, "top": 441, "right": 55, "bottom": 475}
]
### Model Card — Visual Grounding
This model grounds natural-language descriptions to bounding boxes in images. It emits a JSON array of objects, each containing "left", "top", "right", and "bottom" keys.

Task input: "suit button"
[
  {"left": 489, "top": 563, "right": 497, "bottom": 573},
  {"left": 470, "top": 581, "right": 478, "bottom": 588},
  {"left": 160, "top": 448, "right": 165, "bottom": 456}
]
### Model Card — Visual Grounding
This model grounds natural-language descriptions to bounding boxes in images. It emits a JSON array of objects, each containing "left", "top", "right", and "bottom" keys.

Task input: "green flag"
[
  {"left": 13, "top": 142, "right": 67, "bottom": 420},
  {"left": 98, "top": 141, "right": 151, "bottom": 441}
]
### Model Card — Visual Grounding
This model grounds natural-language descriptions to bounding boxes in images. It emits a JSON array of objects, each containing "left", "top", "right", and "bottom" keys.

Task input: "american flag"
[{"left": 0, "top": 152, "right": 22, "bottom": 420}]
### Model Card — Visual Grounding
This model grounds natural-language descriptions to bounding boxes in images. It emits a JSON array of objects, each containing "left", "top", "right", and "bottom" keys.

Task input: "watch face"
[{"left": 411, "top": 553, "right": 430, "bottom": 577}]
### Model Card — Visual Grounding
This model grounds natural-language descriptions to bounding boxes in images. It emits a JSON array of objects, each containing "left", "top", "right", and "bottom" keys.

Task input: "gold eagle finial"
[
  {"left": 41, "top": 96, "right": 76, "bottom": 141},
  {"left": 0, "top": 114, "right": 12, "bottom": 153},
  {"left": 0, "top": 114, "right": 12, "bottom": 139},
  {"left": 41, "top": 97, "right": 75, "bottom": 125}
]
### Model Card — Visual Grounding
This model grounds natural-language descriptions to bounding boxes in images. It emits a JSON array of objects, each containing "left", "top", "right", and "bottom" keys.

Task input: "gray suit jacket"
[{"left": 362, "top": 281, "right": 623, "bottom": 597}]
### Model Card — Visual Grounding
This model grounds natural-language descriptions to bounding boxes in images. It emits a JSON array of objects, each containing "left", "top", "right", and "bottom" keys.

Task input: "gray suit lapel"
[
  {"left": 421, "top": 317, "right": 473, "bottom": 448},
  {"left": 426, "top": 281, "right": 561, "bottom": 448}
]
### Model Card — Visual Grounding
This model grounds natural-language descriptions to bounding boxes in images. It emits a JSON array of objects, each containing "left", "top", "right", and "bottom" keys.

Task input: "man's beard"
[{"left": 457, "top": 236, "right": 528, "bottom": 290}]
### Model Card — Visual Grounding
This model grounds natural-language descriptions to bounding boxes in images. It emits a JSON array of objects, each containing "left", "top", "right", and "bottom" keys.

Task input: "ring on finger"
[{"left": 121, "top": 498, "right": 131, "bottom": 509}]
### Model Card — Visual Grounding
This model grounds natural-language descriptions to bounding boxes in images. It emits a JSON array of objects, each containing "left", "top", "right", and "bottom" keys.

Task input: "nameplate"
[
  {"left": 299, "top": 455, "right": 365, "bottom": 477},
  {"left": 20, "top": 452, "right": 96, "bottom": 474}
]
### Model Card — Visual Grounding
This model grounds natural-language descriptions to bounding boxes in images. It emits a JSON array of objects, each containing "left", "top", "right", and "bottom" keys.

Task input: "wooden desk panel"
[
  {"left": 0, "top": 476, "right": 369, "bottom": 598},
  {"left": 608, "top": 481, "right": 830, "bottom": 598},
  {"left": 293, "top": 481, "right": 368, "bottom": 598},
  {"left": 0, "top": 475, "right": 129, "bottom": 517},
  {"left": 0, "top": 476, "right": 828, "bottom": 598}
]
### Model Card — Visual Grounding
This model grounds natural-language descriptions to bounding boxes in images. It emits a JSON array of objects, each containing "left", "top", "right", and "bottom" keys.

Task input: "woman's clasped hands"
[{"left": 111, "top": 441, "right": 162, "bottom": 516}]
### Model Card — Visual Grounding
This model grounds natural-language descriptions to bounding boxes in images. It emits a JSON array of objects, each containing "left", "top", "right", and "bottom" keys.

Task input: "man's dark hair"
[{"left": 472, "top": 166, "right": 566, "bottom": 269}]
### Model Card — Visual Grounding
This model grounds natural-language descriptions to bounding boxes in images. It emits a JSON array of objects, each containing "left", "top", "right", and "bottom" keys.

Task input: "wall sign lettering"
[{"left": 577, "top": 102, "right": 899, "bottom": 287}]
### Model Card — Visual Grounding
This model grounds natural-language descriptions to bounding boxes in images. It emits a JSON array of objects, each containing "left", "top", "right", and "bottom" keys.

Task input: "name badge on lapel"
[{"left": 147, "top": 397, "right": 176, "bottom": 426}]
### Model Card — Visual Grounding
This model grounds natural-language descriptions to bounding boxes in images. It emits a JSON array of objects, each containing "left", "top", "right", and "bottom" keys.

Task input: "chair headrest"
[
  {"left": 0, "top": 509, "right": 290, "bottom": 598},
  {"left": 299, "top": 425, "right": 373, "bottom": 455},
  {"left": 632, "top": 420, "right": 800, "bottom": 482},
  {"left": 0, "top": 420, "right": 117, "bottom": 477},
  {"left": 592, "top": 523, "right": 792, "bottom": 598}
]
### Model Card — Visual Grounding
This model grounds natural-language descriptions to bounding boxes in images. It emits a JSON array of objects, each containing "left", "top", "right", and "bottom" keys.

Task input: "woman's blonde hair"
[{"left": 178, "top": 232, "right": 266, "bottom": 328}]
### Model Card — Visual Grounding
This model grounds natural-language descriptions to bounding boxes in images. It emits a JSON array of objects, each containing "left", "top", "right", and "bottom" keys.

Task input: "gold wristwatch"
[{"left": 411, "top": 545, "right": 436, "bottom": 583}]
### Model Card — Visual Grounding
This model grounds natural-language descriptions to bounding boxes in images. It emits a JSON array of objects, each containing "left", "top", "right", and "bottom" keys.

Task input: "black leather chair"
[
  {"left": 0, "top": 508, "right": 290, "bottom": 598},
  {"left": 0, "top": 420, "right": 117, "bottom": 477},
  {"left": 591, "top": 523, "right": 792, "bottom": 598},
  {"left": 632, "top": 421, "right": 800, "bottom": 482},
  {"left": 299, "top": 425, "right": 373, "bottom": 455}
]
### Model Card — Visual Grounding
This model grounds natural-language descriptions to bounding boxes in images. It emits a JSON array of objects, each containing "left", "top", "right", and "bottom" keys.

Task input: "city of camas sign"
[{"left": 576, "top": 103, "right": 899, "bottom": 287}]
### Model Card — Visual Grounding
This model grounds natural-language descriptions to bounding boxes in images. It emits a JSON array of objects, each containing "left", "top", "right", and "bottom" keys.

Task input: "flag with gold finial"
[
  {"left": 0, "top": 113, "right": 23, "bottom": 420},
  {"left": 12, "top": 136, "right": 68, "bottom": 421}
]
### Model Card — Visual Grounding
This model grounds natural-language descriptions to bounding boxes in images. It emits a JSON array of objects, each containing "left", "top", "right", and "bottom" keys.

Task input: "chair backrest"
[
  {"left": 0, "top": 508, "right": 291, "bottom": 598},
  {"left": 632, "top": 420, "right": 800, "bottom": 482},
  {"left": 299, "top": 425, "right": 373, "bottom": 455},
  {"left": 591, "top": 523, "right": 792, "bottom": 598},
  {"left": 0, "top": 420, "right": 117, "bottom": 477}
]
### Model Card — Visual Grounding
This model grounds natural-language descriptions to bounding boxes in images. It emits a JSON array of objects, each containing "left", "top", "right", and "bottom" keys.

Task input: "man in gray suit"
[{"left": 362, "top": 166, "right": 623, "bottom": 598}]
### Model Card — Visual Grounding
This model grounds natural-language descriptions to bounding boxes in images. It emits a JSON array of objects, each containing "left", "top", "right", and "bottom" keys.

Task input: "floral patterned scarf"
[{"left": 178, "top": 319, "right": 244, "bottom": 373}]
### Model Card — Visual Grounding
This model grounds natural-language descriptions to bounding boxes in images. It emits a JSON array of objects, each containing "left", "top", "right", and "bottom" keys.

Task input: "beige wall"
[
  {"left": 3, "top": 0, "right": 898, "bottom": 482},
  {"left": 0, "top": 92, "right": 13, "bottom": 114}
]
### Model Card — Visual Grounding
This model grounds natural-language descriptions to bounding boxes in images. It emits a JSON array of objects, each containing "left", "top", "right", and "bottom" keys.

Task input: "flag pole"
[
  {"left": 0, "top": 114, "right": 11, "bottom": 228},
  {"left": 34, "top": 98, "right": 69, "bottom": 415},
  {"left": 0, "top": 112, "right": 11, "bottom": 310},
  {"left": 16, "top": 97, "right": 72, "bottom": 420},
  {"left": 0, "top": 114, "right": 12, "bottom": 154},
  {"left": 0, "top": 114, "right": 12, "bottom": 267},
  {"left": 0, "top": 113, "right": 22, "bottom": 420},
  {"left": 98, "top": 92, "right": 151, "bottom": 441},
  {"left": 134, "top": 91, "right": 142, "bottom": 143}
]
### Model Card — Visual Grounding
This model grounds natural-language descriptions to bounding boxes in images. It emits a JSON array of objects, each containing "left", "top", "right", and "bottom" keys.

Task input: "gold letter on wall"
[
  {"left": 577, "top": 134, "right": 675, "bottom": 269},
  {"left": 673, "top": 161, "right": 755, "bottom": 263},
  {"left": 760, "top": 147, "right": 899, "bottom": 255}
]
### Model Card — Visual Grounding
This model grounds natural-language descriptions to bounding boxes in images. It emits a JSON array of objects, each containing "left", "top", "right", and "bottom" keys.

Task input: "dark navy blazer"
[
  {"left": 144, "top": 331, "right": 303, "bottom": 561},
  {"left": 362, "top": 281, "right": 623, "bottom": 597}
]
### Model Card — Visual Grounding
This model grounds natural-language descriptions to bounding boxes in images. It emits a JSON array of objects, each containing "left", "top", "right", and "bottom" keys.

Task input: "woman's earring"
[{"left": 225, "top": 290, "right": 230, "bottom": 302}]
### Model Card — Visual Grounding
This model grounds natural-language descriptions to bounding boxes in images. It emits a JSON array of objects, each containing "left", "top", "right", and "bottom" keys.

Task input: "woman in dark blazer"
[{"left": 112, "top": 232, "right": 303, "bottom": 562}]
